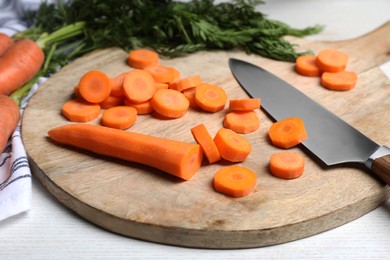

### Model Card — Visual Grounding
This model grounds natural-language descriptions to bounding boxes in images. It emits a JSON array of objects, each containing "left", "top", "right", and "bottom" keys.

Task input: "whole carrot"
[
  {"left": 0, "top": 33, "right": 13, "bottom": 56},
  {"left": 0, "top": 39, "right": 45, "bottom": 96},
  {"left": 0, "top": 95, "right": 20, "bottom": 153},
  {"left": 48, "top": 124, "right": 203, "bottom": 180}
]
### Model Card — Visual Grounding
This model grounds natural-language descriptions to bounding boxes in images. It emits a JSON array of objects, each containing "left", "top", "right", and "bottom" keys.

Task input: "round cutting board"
[{"left": 22, "top": 23, "right": 390, "bottom": 248}]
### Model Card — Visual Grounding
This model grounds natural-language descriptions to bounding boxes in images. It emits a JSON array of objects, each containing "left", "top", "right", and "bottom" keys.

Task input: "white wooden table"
[{"left": 1, "top": 1, "right": 390, "bottom": 259}]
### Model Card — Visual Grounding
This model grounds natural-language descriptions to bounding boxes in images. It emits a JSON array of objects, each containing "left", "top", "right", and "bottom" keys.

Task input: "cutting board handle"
[{"left": 371, "top": 146, "right": 390, "bottom": 185}]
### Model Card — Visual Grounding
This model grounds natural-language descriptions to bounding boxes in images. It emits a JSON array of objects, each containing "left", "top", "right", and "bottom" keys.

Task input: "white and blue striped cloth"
[{"left": 0, "top": 0, "right": 45, "bottom": 221}]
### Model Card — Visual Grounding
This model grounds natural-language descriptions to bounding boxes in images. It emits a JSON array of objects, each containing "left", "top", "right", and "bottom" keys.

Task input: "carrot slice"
[
  {"left": 195, "top": 83, "right": 227, "bottom": 112},
  {"left": 124, "top": 98, "right": 154, "bottom": 115},
  {"left": 268, "top": 117, "right": 307, "bottom": 149},
  {"left": 110, "top": 71, "right": 128, "bottom": 97},
  {"left": 213, "top": 165, "right": 256, "bottom": 198},
  {"left": 269, "top": 151, "right": 305, "bottom": 179},
  {"left": 150, "top": 89, "right": 189, "bottom": 118},
  {"left": 101, "top": 106, "right": 137, "bottom": 130},
  {"left": 229, "top": 98, "right": 261, "bottom": 111},
  {"left": 223, "top": 111, "right": 260, "bottom": 134},
  {"left": 99, "top": 95, "right": 124, "bottom": 109},
  {"left": 48, "top": 124, "right": 203, "bottom": 181},
  {"left": 155, "top": 82, "right": 169, "bottom": 90},
  {"left": 174, "top": 75, "right": 202, "bottom": 92},
  {"left": 316, "top": 49, "right": 348, "bottom": 72},
  {"left": 123, "top": 69, "right": 156, "bottom": 103},
  {"left": 182, "top": 87, "right": 198, "bottom": 109},
  {"left": 190, "top": 124, "right": 221, "bottom": 164},
  {"left": 78, "top": 70, "right": 112, "bottom": 103},
  {"left": 320, "top": 71, "right": 358, "bottom": 91},
  {"left": 128, "top": 49, "right": 159, "bottom": 69},
  {"left": 213, "top": 128, "right": 251, "bottom": 162},
  {"left": 295, "top": 55, "right": 322, "bottom": 77},
  {"left": 144, "top": 64, "right": 176, "bottom": 83},
  {"left": 62, "top": 99, "right": 101, "bottom": 122}
]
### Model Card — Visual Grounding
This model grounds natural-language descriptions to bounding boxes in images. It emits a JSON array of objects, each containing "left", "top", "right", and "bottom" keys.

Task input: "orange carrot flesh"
[
  {"left": 0, "top": 95, "right": 20, "bottom": 153},
  {"left": 182, "top": 87, "right": 198, "bottom": 109},
  {"left": 109, "top": 72, "right": 128, "bottom": 97},
  {"left": 128, "top": 49, "right": 159, "bottom": 69},
  {"left": 124, "top": 98, "right": 155, "bottom": 115},
  {"left": 223, "top": 111, "right": 260, "bottom": 134},
  {"left": 320, "top": 71, "right": 358, "bottom": 91},
  {"left": 99, "top": 95, "right": 124, "bottom": 109},
  {"left": 269, "top": 152, "right": 305, "bottom": 179},
  {"left": 195, "top": 83, "right": 227, "bottom": 112},
  {"left": 315, "top": 49, "right": 348, "bottom": 72},
  {"left": 144, "top": 65, "right": 176, "bottom": 83},
  {"left": 48, "top": 124, "right": 203, "bottom": 180},
  {"left": 62, "top": 99, "right": 101, "bottom": 122},
  {"left": 213, "top": 128, "right": 251, "bottom": 162},
  {"left": 229, "top": 98, "right": 261, "bottom": 111},
  {"left": 190, "top": 124, "right": 221, "bottom": 164},
  {"left": 175, "top": 75, "right": 202, "bottom": 92},
  {"left": 268, "top": 117, "right": 307, "bottom": 149},
  {"left": 0, "top": 39, "right": 44, "bottom": 96},
  {"left": 123, "top": 69, "right": 156, "bottom": 103},
  {"left": 155, "top": 82, "right": 169, "bottom": 90},
  {"left": 101, "top": 106, "right": 137, "bottom": 130},
  {"left": 213, "top": 166, "right": 256, "bottom": 198},
  {"left": 150, "top": 89, "right": 189, "bottom": 118},
  {"left": 295, "top": 55, "right": 322, "bottom": 77},
  {"left": 0, "top": 33, "right": 13, "bottom": 56},
  {"left": 78, "top": 70, "right": 112, "bottom": 103}
]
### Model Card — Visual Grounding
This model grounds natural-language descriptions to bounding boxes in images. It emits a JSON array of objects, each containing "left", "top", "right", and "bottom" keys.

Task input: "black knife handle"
[{"left": 372, "top": 154, "right": 390, "bottom": 185}]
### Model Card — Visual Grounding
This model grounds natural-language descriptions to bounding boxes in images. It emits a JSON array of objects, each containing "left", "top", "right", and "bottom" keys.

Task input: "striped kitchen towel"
[{"left": 0, "top": 0, "right": 45, "bottom": 221}]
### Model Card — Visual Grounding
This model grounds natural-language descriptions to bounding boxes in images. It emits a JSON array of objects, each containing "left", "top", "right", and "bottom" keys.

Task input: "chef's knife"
[{"left": 229, "top": 58, "right": 390, "bottom": 185}]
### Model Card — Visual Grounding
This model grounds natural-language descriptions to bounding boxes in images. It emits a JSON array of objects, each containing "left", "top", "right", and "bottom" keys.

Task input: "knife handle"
[{"left": 370, "top": 147, "right": 390, "bottom": 185}]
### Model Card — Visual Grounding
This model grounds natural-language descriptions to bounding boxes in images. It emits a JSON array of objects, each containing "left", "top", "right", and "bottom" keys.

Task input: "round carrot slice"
[
  {"left": 223, "top": 111, "right": 260, "bottom": 134},
  {"left": 270, "top": 151, "right": 305, "bottom": 179},
  {"left": 229, "top": 98, "right": 261, "bottom": 111},
  {"left": 101, "top": 106, "right": 137, "bottom": 130},
  {"left": 78, "top": 70, "right": 112, "bottom": 103},
  {"left": 213, "top": 128, "right": 251, "bottom": 162},
  {"left": 213, "top": 165, "right": 257, "bottom": 197},
  {"left": 127, "top": 49, "right": 159, "bottom": 69},
  {"left": 295, "top": 55, "right": 322, "bottom": 77},
  {"left": 123, "top": 69, "right": 156, "bottom": 103},
  {"left": 195, "top": 83, "right": 227, "bottom": 112},
  {"left": 62, "top": 99, "right": 101, "bottom": 122},
  {"left": 320, "top": 71, "right": 358, "bottom": 91},
  {"left": 144, "top": 64, "right": 176, "bottom": 83},
  {"left": 268, "top": 117, "right": 307, "bottom": 149},
  {"left": 315, "top": 49, "right": 348, "bottom": 72},
  {"left": 150, "top": 89, "right": 189, "bottom": 118}
]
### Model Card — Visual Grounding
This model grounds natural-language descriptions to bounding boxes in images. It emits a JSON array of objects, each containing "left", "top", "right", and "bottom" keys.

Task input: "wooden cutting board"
[{"left": 22, "top": 22, "right": 390, "bottom": 248}]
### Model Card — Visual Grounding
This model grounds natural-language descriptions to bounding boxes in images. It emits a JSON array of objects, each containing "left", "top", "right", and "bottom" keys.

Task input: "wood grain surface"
[{"left": 22, "top": 22, "right": 390, "bottom": 249}]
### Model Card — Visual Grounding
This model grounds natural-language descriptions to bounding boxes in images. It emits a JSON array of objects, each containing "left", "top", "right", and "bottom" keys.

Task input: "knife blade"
[{"left": 229, "top": 58, "right": 390, "bottom": 185}]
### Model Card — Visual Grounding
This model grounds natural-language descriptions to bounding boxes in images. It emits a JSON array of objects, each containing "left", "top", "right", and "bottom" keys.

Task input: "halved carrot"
[
  {"left": 124, "top": 98, "right": 154, "bottom": 115},
  {"left": 213, "top": 165, "right": 256, "bottom": 198},
  {"left": 182, "top": 87, "right": 198, "bottom": 109},
  {"left": 190, "top": 124, "right": 221, "bottom": 164},
  {"left": 223, "top": 111, "right": 260, "bottom": 134},
  {"left": 195, "top": 83, "right": 227, "bottom": 112},
  {"left": 48, "top": 124, "right": 203, "bottom": 181},
  {"left": 101, "top": 106, "right": 137, "bottom": 130},
  {"left": 295, "top": 55, "right": 322, "bottom": 77},
  {"left": 0, "top": 33, "right": 13, "bottom": 56},
  {"left": 229, "top": 98, "right": 261, "bottom": 111},
  {"left": 0, "top": 95, "right": 20, "bottom": 153},
  {"left": 320, "top": 71, "right": 358, "bottom": 91},
  {"left": 213, "top": 128, "right": 251, "bottom": 162},
  {"left": 316, "top": 49, "right": 348, "bottom": 72},
  {"left": 269, "top": 151, "right": 305, "bottom": 179},
  {"left": 174, "top": 75, "right": 202, "bottom": 92},
  {"left": 99, "top": 95, "right": 124, "bottom": 109},
  {"left": 78, "top": 70, "right": 112, "bottom": 103},
  {"left": 150, "top": 89, "right": 189, "bottom": 118},
  {"left": 268, "top": 117, "right": 307, "bottom": 149},
  {"left": 144, "top": 64, "right": 176, "bottom": 83},
  {"left": 128, "top": 49, "right": 159, "bottom": 69},
  {"left": 62, "top": 99, "right": 101, "bottom": 122},
  {"left": 122, "top": 69, "right": 156, "bottom": 103}
]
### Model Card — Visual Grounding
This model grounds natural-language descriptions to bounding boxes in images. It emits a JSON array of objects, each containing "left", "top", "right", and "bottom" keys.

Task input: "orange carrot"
[
  {"left": 78, "top": 70, "right": 112, "bottom": 103},
  {"left": 0, "top": 95, "right": 20, "bottom": 153},
  {"left": 128, "top": 49, "right": 159, "bottom": 69},
  {"left": 174, "top": 75, "right": 202, "bottom": 92},
  {"left": 62, "top": 99, "right": 101, "bottom": 122},
  {"left": 229, "top": 98, "right": 261, "bottom": 111},
  {"left": 101, "top": 106, "right": 137, "bottom": 130},
  {"left": 320, "top": 71, "right": 358, "bottom": 91},
  {"left": 48, "top": 124, "right": 203, "bottom": 180},
  {"left": 109, "top": 71, "right": 128, "bottom": 97},
  {"left": 213, "top": 166, "right": 256, "bottom": 197},
  {"left": 123, "top": 69, "right": 156, "bottom": 103},
  {"left": 182, "top": 87, "right": 198, "bottom": 109},
  {"left": 213, "top": 128, "right": 251, "bottom": 162},
  {"left": 223, "top": 111, "right": 260, "bottom": 134},
  {"left": 190, "top": 124, "right": 221, "bottom": 164},
  {"left": 295, "top": 55, "right": 322, "bottom": 77},
  {"left": 268, "top": 117, "right": 307, "bottom": 149},
  {"left": 99, "top": 95, "right": 124, "bottom": 109},
  {"left": 144, "top": 64, "right": 176, "bottom": 83},
  {"left": 155, "top": 82, "right": 169, "bottom": 90},
  {"left": 269, "top": 151, "right": 305, "bottom": 179},
  {"left": 150, "top": 89, "right": 189, "bottom": 118},
  {"left": 0, "top": 39, "right": 44, "bottom": 96},
  {"left": 0, "top": 33, "right": 13, "bottom": 56},
  {"left": 195, "top": 83, "right": 227, "bottom": 112},
  {"left": 124, "top": 98, "right": 154, "bottom": 115},
  {"left": 316, "top": 49, "right": 348, "bottom": 72}
]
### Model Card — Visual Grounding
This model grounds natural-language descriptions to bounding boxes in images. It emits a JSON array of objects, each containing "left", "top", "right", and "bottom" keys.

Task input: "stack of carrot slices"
[{"left": 295, "top": 49, "right": 358, "bottom": 91}]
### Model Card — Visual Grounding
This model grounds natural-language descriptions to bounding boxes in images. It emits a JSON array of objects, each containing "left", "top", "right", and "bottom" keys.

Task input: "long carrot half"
[
  {"left": 0, "top": 39, "right": 45, "bottom": 96},
  {"left": 48, "top": 124, "right": 203, "bottom": 180},
  {"left": 0, "top": 95, "right": 20, "bottom": 153}
]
